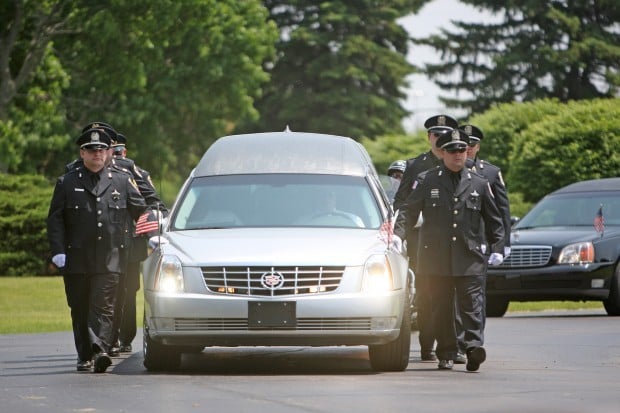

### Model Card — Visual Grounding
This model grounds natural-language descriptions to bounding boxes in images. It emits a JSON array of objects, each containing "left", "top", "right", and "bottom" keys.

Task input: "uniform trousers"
[
  {"left": 63, "top": 272, "right": 120, "bottom": 361},
  {"left": 414, "top": 274, "right": 435, "bottom": 353},
  {"left": 111, "top": 260, "right": 141, "bottom": 346},
  {"left": 429, "top": 274, "right": 485, "bottom": 360}
]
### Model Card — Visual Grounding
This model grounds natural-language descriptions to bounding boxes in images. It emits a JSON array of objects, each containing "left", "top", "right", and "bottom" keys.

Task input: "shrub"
[{"left": 0, "top": 174, "right": 54, "bottom": 276}]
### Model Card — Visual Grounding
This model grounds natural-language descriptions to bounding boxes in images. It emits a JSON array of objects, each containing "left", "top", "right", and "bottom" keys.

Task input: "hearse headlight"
[
  {"left": 362, "top": 254, "right": 393, "bottom": 292},
  {"left": 155, "top": 254, "right": 185, "bottom": 293}
]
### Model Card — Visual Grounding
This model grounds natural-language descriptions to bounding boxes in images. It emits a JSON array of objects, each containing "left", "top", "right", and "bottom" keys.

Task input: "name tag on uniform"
[{"left": 74, "top": 188, "right": 85, "bottom": 192}]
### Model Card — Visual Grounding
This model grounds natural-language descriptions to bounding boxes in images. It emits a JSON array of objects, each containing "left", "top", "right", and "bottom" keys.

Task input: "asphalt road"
[{"left": 1, "top": 309, "right": 618, "bottom": 413}]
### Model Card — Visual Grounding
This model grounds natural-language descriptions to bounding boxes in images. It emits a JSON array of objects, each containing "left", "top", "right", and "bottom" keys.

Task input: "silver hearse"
[{"left": 143, "top": 130, "right": 411, "bottom": 371}]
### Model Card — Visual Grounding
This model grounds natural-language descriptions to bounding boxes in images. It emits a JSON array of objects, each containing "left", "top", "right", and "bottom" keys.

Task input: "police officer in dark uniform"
[
  {"left": 108, "top": 132, "right": 168, "bottom": 354},
  {"left": 403, "top": 128, "right": 505, "bottom": 371},
  {"left": 47, "top": 128, "right": 148, "bottom": 373},
  {"left": 454, "top": 124, "right": 512, "bottom": 360},
  {"left": 385, "top": 160, "right": 406, "bottom": 203},
  {"left": 393, "top": 114, "right": 459, "bottom": 361}
]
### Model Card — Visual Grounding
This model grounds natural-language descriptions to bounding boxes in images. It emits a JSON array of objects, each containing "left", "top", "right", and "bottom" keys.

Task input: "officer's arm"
[
  {"left": 47, "top": 177, "right": 67, "bottom": 255},
  {"left": 490, "top": 170, "right": 511, "bottom": 247},
  {"left": 126, "top": 177, "right": 148, "bottom": 222},
  {"left": 482, "top": 182, "right": 505, "bottom": 254}
]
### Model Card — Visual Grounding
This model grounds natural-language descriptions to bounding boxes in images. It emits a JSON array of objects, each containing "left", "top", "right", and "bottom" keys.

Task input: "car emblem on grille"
[{"left": 261, "top": 271, "right": 285, "bottom": 290}]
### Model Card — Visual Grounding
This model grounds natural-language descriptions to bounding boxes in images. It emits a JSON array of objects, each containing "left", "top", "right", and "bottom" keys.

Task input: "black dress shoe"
[
  {"left": 466, "top": 347, "right": 486, "bottom": 372},
  {"left": 421, "top": 351, "right": 437, "bottom": 361},
  {"left": 119, "top": 344, "right": 132, "bottom": 353},
  {"left": 109, "top": 346, "right": 120, "bottom": 357},
  {"left": 93, "top": 353, "right": 112, "bottom": 373},
  {"left": 76, "top": 359, "right": 92, "bottom": 372}
]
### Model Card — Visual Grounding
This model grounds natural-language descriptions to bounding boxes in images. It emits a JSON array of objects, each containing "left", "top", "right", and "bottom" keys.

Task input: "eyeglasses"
[{"left": 444, "top": 147, "right": 467, "bottom": 154}]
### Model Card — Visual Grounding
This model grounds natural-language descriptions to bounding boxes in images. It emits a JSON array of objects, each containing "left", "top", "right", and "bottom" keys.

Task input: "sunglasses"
[{"left": 445, "top": 147, "right": 467, "bottom": 154}]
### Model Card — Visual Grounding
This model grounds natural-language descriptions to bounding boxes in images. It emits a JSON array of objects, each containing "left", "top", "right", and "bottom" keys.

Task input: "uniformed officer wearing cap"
[
  {"left": 393, "top": 114, "right": 459, "bottom": 361},
  {"left": 452, "top": 124, "right": 512, "bottom": 361},
  {"left": 108, "top": 131, "right": 168, "bottom": 356},
  {"left": 47, "top": 128, "right": 148, "bottom": 373},
  {"left": 403, "top": 128, "right": 505, "bottom": 371},
  {"left": 385, "top": 160, "right": 406, "bottom": 203}
]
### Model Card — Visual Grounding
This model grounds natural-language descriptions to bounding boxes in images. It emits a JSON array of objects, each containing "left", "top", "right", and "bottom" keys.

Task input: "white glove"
[
  {"left": 148, "top": 236, "right": 169, "bottom": 250},
  {"left": 504, "top": 246, "right": 511, "bottom": 258},
  {"left": 391, "top": 235, "right": 402, "bottom": 253},
  {"left": 52, "top": 254, "right": 66, "bottom": 268},
  {"left": 488, "top": 253, "right": 503, "bottom": 266}
]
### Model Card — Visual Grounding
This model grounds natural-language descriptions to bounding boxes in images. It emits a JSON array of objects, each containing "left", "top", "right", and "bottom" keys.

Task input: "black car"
[{"left": 486, "top": 178, "right": 620, "bottom": 317}]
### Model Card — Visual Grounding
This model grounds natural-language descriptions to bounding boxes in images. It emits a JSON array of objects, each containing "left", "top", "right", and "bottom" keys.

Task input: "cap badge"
[
  {"left": 451, "top": 129, "right": 460, "bottom": 141},
  {"left": 464, "top": 125, "right": 472, "bottom": 134},
  {"left": 438, "top": 115, "right": 446, "bottom": 126},
  {"left": 91, "top": 131, "right": 100, "bottom": 142}
]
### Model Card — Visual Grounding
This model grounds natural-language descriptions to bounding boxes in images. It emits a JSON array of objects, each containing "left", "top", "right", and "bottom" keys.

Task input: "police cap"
[
  {"left": 81, "top": 121, "right": 118, "bottom": 141},
  {"left": 387, "top": 160, "right": 406, "bottom": 175},
  {"left": 423, "top": 114, "right": 459, "bottom": 134},
  {"left": 76, "top": 128, "right": 111, "bottom": 149},
  {"left": 461, "top": 124, "right": 484, "bottom": 145},
  {"left": 436, "top": 129, "right": 470, "bottom": 151}
]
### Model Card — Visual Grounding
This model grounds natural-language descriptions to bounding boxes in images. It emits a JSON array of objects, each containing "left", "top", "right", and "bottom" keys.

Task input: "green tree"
[
  {"left": 243, "top": 0, "right": 427, "bottom": 139},
  {"left": 1, "top": 0, "right": 278, "bottom": 180},
  {"left": 0, "top": 0, "right": 75, "bottom": 174},
  {"left": 415, "top": 0, "right": 620, "bottom": 115}
]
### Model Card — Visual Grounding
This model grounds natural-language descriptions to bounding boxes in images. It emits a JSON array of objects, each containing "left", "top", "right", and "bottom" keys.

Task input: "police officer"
[
  {"left": 403, "top": 128, "right": 505, "bottom": 371},
  {"left": 453, "top": 124, "right": 512, "bottom": 361},
  {"left": 393, "top": 114, "right": 459, "bottom": 362},
  {"left": 47, "top": 128, "right": 148, "bottom": 373},
  {"left": 109, "top": 132, "right": 168, "bottom": 354},
  {"left": 385, "top": 160, "right": 406, "bottom": 203}
]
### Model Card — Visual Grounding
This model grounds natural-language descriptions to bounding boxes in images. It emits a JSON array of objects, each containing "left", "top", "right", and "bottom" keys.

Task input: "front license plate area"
[{"left": 248, "top": 301, "right": 296, "bottom": 329}]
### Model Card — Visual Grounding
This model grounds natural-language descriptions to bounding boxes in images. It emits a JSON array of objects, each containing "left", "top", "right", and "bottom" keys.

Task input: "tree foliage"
[
  {"left": 1, "top": 0, "right": 278, "bottom": 180},
  {"left": 507, "top": 98, "right": 620, "bottom": 202},
  {"left": 414, "top": 0, "right": 620, "bottom": 115},
  {"left": 0, "top": 174, "right": 53, "bottom": 276},
  {"left": 242, "top": 0, "right": 427, "bottom": 139}
]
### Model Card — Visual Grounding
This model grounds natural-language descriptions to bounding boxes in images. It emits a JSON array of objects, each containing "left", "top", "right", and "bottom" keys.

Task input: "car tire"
[
  {"left": 143, "top": 318, "right": 182, "bottom": 372},
  {"left": 368, "top": 293, "right": 411, "bottom": 372},
  {"left": 603, "top": 264, "right": 620, "bottom": 316},
  {"left": 485, "top": 297, "right": 509, "bottom": 317}
]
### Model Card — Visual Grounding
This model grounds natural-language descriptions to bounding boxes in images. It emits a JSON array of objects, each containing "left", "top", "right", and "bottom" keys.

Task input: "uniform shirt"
[
  {"left": 466, "top": 158, "right": 511, "bottom": 248},
  {"left": 47, "top": 166, "right": 147, "bottom": 275},
  {"left": 404, "top": 165, "right": 505, "bottom": 277}
]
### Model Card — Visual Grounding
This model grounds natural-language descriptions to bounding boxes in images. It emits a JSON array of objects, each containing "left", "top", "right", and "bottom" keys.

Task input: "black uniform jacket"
[
  {"left": 47, "top": 166, "right": 147, "bottom": 275},
  {"left": 466, "top": 158, "right": 511, "bottom": 248},
  {"left": 404, "top": 165, "right": 505, "bottom": 277},
  {"left": 393, "top": 150, "right": 442, "bottom": 212}
]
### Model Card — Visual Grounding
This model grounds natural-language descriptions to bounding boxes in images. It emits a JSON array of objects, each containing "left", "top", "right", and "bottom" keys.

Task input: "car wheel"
[
  {"left": 485, "top": 297, "right": 509, "bottom": 317},
  {"left": 368, "top": 292, "right": 411, "bottom": 372},
  {"left": 143, "top": 317, "right": 182, "bottom": 371},
  {"left": 603, "top": 264, "right": 620, "bottom": 316}
]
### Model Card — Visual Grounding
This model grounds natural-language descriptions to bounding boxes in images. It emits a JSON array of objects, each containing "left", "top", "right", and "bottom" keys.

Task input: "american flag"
[
  {"left": 594, "top": 205, "right": 605, "bottom": 235},
  {"left": 378, "top": 218, "right": 393, "bottom": 246},
  {"left": 135, "top": 211, "right": 159, "bottom": 235}
]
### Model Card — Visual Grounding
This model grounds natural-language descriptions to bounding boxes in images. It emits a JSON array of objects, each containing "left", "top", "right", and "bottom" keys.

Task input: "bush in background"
[{"left": 0, "top": 174, "right": 53, "bottom": 276}]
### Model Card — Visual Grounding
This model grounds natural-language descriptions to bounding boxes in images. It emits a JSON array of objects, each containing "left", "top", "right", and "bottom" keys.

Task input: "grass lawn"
[
  {"left": 0, "top": 276, "right": 604, "bottom": 334},
  {"left": 0, "top": 276, "right": 144, "bottom": 334}
]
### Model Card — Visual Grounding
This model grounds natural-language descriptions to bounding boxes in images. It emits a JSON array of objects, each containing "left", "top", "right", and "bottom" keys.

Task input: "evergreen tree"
[
  {"left": 245, "top": 0, "right": 427, "bottom": 139},
  {"left": 415, "top": 0, "right": 620, "bottom": 115}
]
